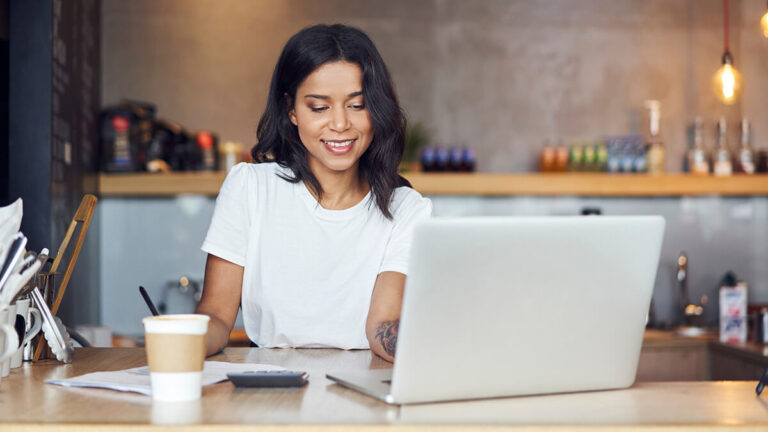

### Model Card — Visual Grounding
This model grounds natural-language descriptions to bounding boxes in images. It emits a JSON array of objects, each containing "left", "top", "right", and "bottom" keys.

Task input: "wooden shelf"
[{"left": 98, "top": 171, "right": 768, "bottom": 197}]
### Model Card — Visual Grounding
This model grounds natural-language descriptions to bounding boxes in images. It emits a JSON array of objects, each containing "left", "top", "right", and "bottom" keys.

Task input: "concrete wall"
[{"left": 102, "top": 0, "right": 768, "bottom": 172}]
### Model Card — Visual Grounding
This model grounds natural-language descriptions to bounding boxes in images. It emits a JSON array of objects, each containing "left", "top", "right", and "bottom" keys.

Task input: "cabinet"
[{"left": 637, "top": 332, "right": 768, "bottom": 381}]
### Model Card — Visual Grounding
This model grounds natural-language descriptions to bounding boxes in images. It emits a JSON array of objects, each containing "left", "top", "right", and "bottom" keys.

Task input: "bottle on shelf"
[
  {"left": 582, "top": 140, "right": 596, "bottom": 172},
  {"left": 713, "top": 117, "right": 733, "bottom": 177},
  {"left": 449, "top": 146, "right": 463, "bottom": 172},
  {"left": 619, "top": 137, "right": 634, "bottom": 173},
  {"left": 569, "top": 139, "right": 584, "bottom": 172},
  {"left": 539, "top": 139, "right": 556, "bottom": 172},
  {"left": 737, "top": 118, "right": 755, "bottom": 174},
  {"left": 460, "top": 147, "right": 476, "bottom": 172},
  {"left": 688, "top": 117, "right": 710, "bottom": 175},
  {"left": 434, "top": 146, "right": 449, "bottom": 171},
  {"left": 595, "top": 138, "right": 608, "bottom": 172},
  {"left": 606, "top": 137, "right": 622, "bottom": 173},
  {"left": 420, "top": 146, "right": 436, "bottom": 172},
  {"left": 644, "top": 100, "right": 665, "bottom": 174},
  {"left": 554, "top": 140, "right": 569, "bottom": 172}
]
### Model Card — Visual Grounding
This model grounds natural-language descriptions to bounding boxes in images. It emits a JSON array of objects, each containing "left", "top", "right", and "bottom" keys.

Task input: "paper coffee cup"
[{"left": 143, "top": 314, "right": 209, "bottom": 401}]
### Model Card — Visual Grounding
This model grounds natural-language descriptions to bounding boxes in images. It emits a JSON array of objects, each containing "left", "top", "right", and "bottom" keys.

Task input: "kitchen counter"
[{"left": 1, "top": 347, "right": 768, "bottom": 431}]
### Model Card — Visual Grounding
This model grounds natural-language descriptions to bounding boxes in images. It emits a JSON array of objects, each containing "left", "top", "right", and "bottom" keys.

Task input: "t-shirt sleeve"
[
  {"left": 201, "top": 163, "right": 251, "bottom": 267},
  {"left": 378, "top": 191, "right": 433, "bottom": 275}
]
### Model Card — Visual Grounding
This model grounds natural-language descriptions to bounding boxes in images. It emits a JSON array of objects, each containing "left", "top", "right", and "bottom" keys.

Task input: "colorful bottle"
[
  {"left": 713, "top": 117, "right": 733, "bottom": 177},
  {"left": 689, "top": 117, "right": 710, "bottom": 175},
  {"left": 595, "top": 138, "right": 608, "bottom": 172},
  {"left": 644, "top": 100, "right": 665, "bottom": 174},
  {"left": 554, "top": 141, "right": 569, "bottom": 172},
  {"left": 737, "top": 119, "right": 755, "bottom": 174},
  {"left": 539, "top": 140, "right": 556, "bottom": 172},
  {"left": 582, "top": 140, "right": 596, "bottom": 172},
  {"left": 569, "top": 140, "right": 584, "bottom": 172}
]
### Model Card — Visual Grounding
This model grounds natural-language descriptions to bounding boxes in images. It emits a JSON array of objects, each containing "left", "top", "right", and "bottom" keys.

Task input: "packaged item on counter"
[
  {"left": 195, "top": 131, "right": 219, "bottom": 171},
  {"left": 754, "top": 308, "right": 768, "bottom": 344},
  {"left": 100, "top": 100, "right": 222, "bottom": 172},
  {"left": 146, "top": 119, "right": 187, "bottom": 172},
  {"left": 719, "top": 271, "right": 747, "bottom": 343},
  {"left": 100, "top": 101, "right": 155, "bottom": 172}
]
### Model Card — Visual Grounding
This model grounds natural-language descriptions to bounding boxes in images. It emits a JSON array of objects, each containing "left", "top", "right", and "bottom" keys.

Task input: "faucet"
[
  {"left": 677, "top": 252, "right": 707, "bottom": 328},
  {"left": 677, "top": 252, "right": 689, "bottom": 317}
]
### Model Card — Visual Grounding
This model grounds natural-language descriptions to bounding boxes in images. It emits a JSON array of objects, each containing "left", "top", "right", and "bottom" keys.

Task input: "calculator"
[{"left": 227, "top": 370, "right": 309, "bottom": 388}]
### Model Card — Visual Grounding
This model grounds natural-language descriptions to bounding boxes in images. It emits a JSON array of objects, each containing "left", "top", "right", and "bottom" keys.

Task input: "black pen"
[
  {"left": 757, "top": 367, "right": 768, "bottom": 395},
  {"left": 139, "top": 285, "right": 160, "bottom": 316}
]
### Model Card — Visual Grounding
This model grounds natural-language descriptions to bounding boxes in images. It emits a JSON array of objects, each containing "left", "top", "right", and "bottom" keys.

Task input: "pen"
[
  {"left": 139, "top": 285, "right": 160, "bottom": 316},
  {"left": 757, "top": 367, "right": 768, "bottom": 396}
]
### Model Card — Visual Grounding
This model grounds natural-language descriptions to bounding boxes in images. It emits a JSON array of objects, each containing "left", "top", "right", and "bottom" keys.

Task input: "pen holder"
[{"left": 25, "top": 271, "right": 57, "bottom": 362}]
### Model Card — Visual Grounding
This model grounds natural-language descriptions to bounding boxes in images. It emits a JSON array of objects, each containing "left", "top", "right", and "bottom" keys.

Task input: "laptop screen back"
[{"left": 391, "top": 216, "right": 665, "bottom": 404}]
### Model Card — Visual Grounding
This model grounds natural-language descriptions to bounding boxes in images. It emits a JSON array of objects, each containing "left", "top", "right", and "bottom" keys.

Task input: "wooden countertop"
[
  {"left": 2, "top": 347, "right": 768, "bottom": 430},
  {"left": 97, "top": 171, "right": 768, "bottom": 197}
]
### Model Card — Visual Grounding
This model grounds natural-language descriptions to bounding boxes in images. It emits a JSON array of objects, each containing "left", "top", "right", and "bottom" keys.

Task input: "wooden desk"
[{"left": 1, "top": 347, "right": 768, "bottom": 431}]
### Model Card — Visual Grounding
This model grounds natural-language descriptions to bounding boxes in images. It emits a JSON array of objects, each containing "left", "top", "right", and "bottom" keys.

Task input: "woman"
[{"left": 195, "top": 24, "right": 432, "bottom": 362}]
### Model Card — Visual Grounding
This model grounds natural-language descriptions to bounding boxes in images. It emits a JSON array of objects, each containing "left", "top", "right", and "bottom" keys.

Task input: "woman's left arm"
[{"left": 366, "top": 271, "right": 405, "bottom": 363}]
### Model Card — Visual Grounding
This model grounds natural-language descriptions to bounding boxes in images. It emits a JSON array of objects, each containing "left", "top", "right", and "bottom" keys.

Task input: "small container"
[
  {"left": 756, "top": 308, "right": 768, "bottom": 344},
  {"left": 217, "top": 141, "right": 244, "bottom": 171},
  {"left": 719, "top": 272, "right": 747, "bottom": 344}
]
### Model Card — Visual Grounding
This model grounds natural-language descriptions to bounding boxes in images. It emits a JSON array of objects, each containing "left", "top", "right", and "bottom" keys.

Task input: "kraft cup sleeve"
[
  {"left": 145, "top": 333, "right": 206, "bottom": 373},
  {"left": 0, "top": 324, "right": 19, "bottom": 362},
  {"left": 22, "top": 308, "right": 42, "bottom": 346}
]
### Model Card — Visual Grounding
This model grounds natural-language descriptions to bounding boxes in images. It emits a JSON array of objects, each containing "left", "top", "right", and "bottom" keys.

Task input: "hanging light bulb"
[
  {"left": 761, "top": 1, "right": 768, "bottom": 38},
  {"left": 712, "top": 0, "right": 743, "bottom": 105},
  {"left": 712, "top": 52, "right": 743, "bottom": 105}
]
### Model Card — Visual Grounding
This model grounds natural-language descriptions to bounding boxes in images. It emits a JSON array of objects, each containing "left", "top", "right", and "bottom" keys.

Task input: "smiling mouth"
[{"left": 322, "top": 139, "right": 356, "bottom": 154}]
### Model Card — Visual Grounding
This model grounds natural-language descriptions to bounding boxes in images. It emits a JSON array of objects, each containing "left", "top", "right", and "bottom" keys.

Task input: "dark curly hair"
[{"left": 252, "top": 24, "right": 409, "bottom": 219}]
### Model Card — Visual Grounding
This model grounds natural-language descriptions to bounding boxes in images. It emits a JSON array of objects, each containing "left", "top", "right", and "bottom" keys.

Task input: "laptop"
[{"left": 327, "top": 216, "right": 665, "bottom": 404}]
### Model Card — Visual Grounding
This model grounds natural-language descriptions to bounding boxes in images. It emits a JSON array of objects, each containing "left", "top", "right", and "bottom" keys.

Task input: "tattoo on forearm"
[{"left": 375, "top": 320, "right": 399, "bottom": 357}]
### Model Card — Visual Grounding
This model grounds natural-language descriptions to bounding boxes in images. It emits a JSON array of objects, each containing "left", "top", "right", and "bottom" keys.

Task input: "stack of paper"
[{"left": 45, "top": 361, "right": 285, "bottom": 395}]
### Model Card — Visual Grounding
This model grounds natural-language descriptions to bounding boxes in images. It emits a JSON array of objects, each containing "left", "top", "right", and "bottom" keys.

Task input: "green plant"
[{"left": 403, "top": 121, "right": 430, "bottom": 164}]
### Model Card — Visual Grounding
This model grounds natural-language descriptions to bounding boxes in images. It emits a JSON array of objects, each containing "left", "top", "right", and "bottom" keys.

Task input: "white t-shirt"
[{"left": 201, "top": 162, "right": 432, "bottom": 349}]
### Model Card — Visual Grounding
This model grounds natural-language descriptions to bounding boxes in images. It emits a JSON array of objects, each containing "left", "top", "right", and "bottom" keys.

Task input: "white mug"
[
  {"left": 1, "top": 304, "right": 17, "bottom": 377},
  {"left": 0, "top": 307, "right": 20, "bottom": 379},
  {"left": 11, "top": 298, "right": 42, "bottom": 368}
]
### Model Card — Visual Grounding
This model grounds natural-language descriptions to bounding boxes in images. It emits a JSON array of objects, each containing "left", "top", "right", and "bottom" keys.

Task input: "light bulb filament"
[
  {"left": 762, "top": 11, "right": 768, "bottom": 38},
  {"left": 721, "top": 65, "right": 735, "bottom": 99}
]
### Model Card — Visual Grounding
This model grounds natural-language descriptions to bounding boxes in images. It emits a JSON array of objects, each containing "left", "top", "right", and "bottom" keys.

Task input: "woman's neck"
[{"left": 307, "top": 165, "right": 369, "bottom": 210}]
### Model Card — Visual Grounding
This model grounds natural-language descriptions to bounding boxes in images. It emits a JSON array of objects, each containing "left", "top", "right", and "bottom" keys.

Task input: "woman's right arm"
[{"left": 195, "top": 254, "right": 244, "bottom": 356}]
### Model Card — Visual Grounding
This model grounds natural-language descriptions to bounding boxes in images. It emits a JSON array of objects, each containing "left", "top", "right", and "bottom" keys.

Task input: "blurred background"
[{"left": 1, "top": 1, "right": 767, "bottom": 349}]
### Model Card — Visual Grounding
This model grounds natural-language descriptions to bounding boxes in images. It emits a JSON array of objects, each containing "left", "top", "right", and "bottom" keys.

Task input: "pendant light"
[
  {"left": 761, "top": 0, "right": 768, "bottom": 38},
  {"left": 712, "top": 0, "right": 743, "bottom": 105}
]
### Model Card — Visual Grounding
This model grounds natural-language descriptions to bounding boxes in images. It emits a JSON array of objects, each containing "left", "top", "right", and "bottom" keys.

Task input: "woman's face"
[{"left": 289, "top": 61, "right": 373, "bottom": 179}]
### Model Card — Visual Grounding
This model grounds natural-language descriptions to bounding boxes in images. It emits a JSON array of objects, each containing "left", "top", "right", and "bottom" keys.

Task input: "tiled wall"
[{"left": 98, "top": 195, "right": 768, "bottom": 336}]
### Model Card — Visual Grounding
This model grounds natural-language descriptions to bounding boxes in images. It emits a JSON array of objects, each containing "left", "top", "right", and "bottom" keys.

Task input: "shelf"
[{"left": 98, "top": 171, "right": 768, "bottom": 197}]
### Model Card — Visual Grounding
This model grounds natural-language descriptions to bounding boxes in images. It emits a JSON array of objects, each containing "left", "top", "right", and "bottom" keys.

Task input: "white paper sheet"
[{"left": 45, "top": 361, "right": 285, "bottom": 395}]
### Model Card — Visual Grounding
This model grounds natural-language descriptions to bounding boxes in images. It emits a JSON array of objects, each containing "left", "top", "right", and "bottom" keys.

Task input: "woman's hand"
[
  {"left": 366, "top": 271, "right": 405, "bottom": 362},
  {"left": 195, "top": 254, "right": 244, "bottom": 356}
]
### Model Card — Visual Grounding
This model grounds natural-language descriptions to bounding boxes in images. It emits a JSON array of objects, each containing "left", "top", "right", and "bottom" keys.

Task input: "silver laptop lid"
[{"left": 391, "top": 216, "right": 665, "bottom": 404}]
